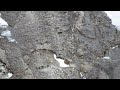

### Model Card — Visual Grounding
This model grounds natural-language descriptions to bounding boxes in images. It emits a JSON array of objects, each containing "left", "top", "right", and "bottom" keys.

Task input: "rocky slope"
[{"left": 0, "top": 11, "right": 120, "bottom": 79}]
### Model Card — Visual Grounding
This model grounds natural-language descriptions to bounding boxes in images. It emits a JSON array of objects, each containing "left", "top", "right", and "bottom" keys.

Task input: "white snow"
[
  {"left": 0, "top": 65, "right": 13, "bottom": 79},
  {"left": 2, "top": 72, "right": 13, "bottom": 79},
  {"left": 53, "top": 54, "right": 69, "bottom": 67},
  {"left": 103, "top": 56, "right": 110, "bottom": 59},
  {"left": 0, "top": 13, "right": 8, "bottom": 28},
  {"left": 6, "top": 73, "right": 13, "bottom": 78},
  {"left": 1, "top": 30, "right": 17, "bottom": 43},
  {"left": 0, "top": 13, "right": 17, "bottom": 43},
  {"left": 7, "top": 37, "right": 16, "bottom": 43},
  {"left": 80, "top": 72, "right": 84, "bottom": 77},
  {"left": 112, "top": 45, "right": 118, "bottom": 49},
  {"left": 1, "top": 30, "right": 11, "bottom": 37},
  {"left": 80, "top": 72, "right": 86, "bottom": 79},
  {"left": 112, "top": 47, "right": 116, "bottom": 49}
]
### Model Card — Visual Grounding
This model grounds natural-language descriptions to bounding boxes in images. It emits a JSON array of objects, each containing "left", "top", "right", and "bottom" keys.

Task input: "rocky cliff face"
[{"left": 0, "top": 11, "right": 120, "bottom": 79}]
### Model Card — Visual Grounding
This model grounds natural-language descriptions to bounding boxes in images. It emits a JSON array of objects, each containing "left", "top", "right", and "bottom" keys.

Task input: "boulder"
[{"left": 0, "top": 11, "right": 118, "bottom": 79}]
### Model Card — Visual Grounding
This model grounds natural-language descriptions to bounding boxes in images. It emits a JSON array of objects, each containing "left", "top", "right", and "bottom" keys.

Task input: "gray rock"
[
  {"left": 113, "top": 65, "right": 120, "bottom": 79},
  {"left": 0, "top": 11, "right": 119, "bottom": 79}
]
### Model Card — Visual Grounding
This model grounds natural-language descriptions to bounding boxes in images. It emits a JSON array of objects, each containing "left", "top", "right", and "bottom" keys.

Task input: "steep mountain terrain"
[{"left": 0, "top": 11, "right": 120, "bottom": 79}]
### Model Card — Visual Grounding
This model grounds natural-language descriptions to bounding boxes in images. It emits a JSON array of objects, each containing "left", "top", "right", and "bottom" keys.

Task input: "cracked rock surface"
[{"left": 0, "top": 11, "right": 119, "bottom": 79}]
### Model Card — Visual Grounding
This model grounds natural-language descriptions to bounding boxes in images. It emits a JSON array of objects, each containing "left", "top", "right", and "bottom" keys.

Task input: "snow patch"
[
  {"left": 112, "top": 45, "right": 118, "bottom": 49},
  {"left": 0, "top": 13, "right": 17, "bottom": 43},
  {"left": 1, "top": 30, "right": 11, "bottom": 37},
  {"left": 6, "top": 73, "right": 13, "bottom": 78},
  {"left": 0, "top": 13, "right": 8, "bottom": 28},
  {"left": 53, "top": 54, "right": 69, "bottom": 67},
  {"left": 1, "top": 30, "right": 17, "bottom": 43},
  {"left": 0, "top": 65, "right": 13, "bottom": 79},
  {"left": 7, "top": 37, "right": 17, "bottom": 43},
  {"left": 103, "top": 56, "right": 110, "bottom": 59},
  {"left": 80, "top": 72, "right": 86, "bottom": 79},
  {"left": 112, "top": 47, "right": 116, "bottom": 49}
]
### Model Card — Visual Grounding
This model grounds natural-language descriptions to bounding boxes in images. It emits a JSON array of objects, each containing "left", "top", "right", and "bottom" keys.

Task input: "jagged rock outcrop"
[{"left": 0, "top": 11, "right": 119, "bottom": 79}]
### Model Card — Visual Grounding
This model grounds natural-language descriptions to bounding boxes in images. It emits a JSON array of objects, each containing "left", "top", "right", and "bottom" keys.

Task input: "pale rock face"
[{"left": 0, "top": 11, "right": 119, "bottom": 79}]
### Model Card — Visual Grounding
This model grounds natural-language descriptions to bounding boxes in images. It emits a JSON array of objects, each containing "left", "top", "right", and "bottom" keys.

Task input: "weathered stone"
[
  {"left": 113, "top": 65, "right": 120, "bottom": 79},
  {"left": 0, "top": 11, "right": 119, "bottom": 79},
  {"left": 98, "top": 70, "right": 109, "bottom": 79}
]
